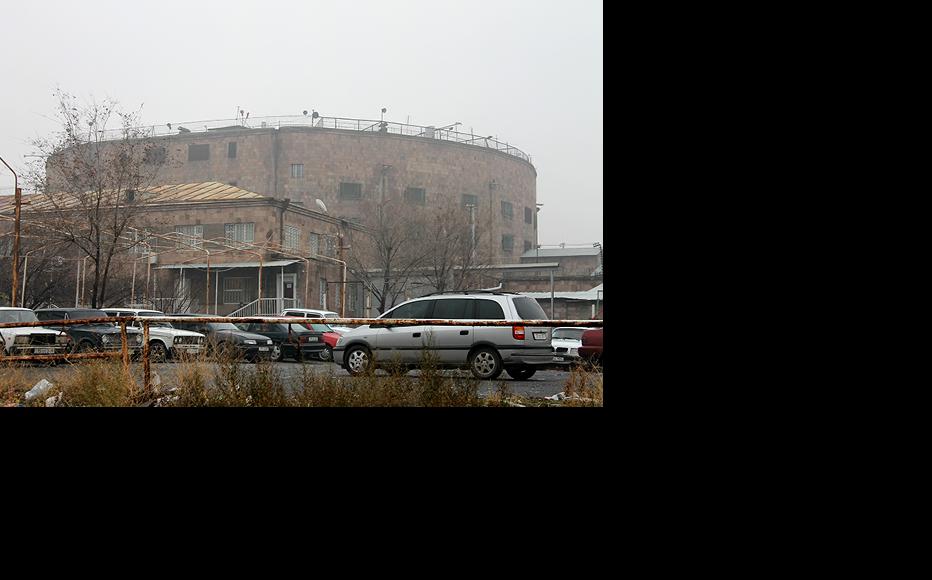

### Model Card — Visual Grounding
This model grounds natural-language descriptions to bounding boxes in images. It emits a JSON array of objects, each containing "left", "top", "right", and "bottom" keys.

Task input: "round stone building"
[{"left": 99, "top": 115, "right": 539, "bottom": 264}]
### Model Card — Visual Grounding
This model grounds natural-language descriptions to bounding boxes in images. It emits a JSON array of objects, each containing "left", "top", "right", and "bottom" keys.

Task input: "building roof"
[
  {"left": 142, "top": 182, "right": 267, "bottom": 203},
  {"left": 520, "top": 247, "right": 601, "bottom": 258},
  {"left": 0, "top": 182, "right": 267, "bottom": 212},
  {"left": 521, "top": 283, "right": 603, "bottom": 301}
]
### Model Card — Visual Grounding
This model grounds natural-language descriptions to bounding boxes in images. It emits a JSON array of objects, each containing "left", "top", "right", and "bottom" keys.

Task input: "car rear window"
[
  {"left": 513, "top": 297, "right": 548, "bottom": 320},
  {"left": 475, "top": 299, "right": 505, "bottom": 320},
  {"left": 553, "top": 328, "right": 586, "bottom": 340}
]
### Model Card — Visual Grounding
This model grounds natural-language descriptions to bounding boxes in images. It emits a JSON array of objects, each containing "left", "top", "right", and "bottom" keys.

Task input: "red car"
[
  {"left": 300, "top": 322, "right": 341, "bottom": 361},
  {"left": 578, "top": 328, "right": 603, "bottom": 367}
]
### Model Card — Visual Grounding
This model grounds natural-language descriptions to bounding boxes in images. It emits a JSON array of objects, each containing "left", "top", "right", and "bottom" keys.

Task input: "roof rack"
[{"left": 421, "top": 289, "right": 519, "bottom": 297}]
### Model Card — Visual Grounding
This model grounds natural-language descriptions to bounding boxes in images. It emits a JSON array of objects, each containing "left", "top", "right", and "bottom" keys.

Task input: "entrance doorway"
[{"left": 276, "top": 273, "right": 298, "bottom": 312}]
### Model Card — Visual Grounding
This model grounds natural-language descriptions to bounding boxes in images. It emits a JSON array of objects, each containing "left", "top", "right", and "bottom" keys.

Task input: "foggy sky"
[{"left": 0, "top": 0, "right": 603, "bottom": 247}]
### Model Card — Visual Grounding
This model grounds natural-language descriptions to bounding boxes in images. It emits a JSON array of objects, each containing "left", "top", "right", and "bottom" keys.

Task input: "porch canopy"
[{"left": 155, "top": 260, "right": 300, "bottom": 269}]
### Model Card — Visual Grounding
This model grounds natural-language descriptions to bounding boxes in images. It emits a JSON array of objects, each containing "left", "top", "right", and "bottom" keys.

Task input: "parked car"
[
  {"left": 236, "top": 320, "right": 326, "bottom": 362},
  {"left": 0, "top": 307, "right": 72, "bottom": 357},
  {"left": 306, "top": 322, "right": 341, "bottom": 361},
  {"left": 333, "top": 291, "right": 553, "bottom": 380},
  {"left": 550, "top": 327, "right": 591, "bottom": 366},
  {"left": 278, "top": 315, "right": 341, "bottom": 361},
  {"left": 168, "top": 314, "right": 274, "bottom": 362},
  {"left": 34, "top": 308, "right": 144, "bottom": 353},
  {"left": 578, "top": 328, "right": 603, "bottom": 367},
  {"left": 102, "top": 308, "right": 207, "bottom": 362},
  {"left": 280, "top": 308, "right": 354, "bottom": 334}
]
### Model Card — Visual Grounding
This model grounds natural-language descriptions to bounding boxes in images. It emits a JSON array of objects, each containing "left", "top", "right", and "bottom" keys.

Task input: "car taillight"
[{"left": 512, "top": 325, "right": 525, "bottom": 340}]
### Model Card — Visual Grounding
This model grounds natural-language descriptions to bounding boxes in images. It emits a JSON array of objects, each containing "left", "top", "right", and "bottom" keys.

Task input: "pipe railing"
[{"left": 92, "top": 115, "right": 532, "bottom": 164}]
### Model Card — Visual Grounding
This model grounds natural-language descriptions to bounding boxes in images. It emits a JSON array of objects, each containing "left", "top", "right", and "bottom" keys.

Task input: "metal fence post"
[
  {"left": 120, "top": 320, "right": 130, "bottom": 375},
  {"left": 143, "top": 321, "right": 151, "bottom": 396}
]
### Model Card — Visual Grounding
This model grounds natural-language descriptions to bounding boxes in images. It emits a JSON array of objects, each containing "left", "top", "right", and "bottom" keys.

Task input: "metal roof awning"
[
  {"left": 522, "top": 284, "right": 603, "bottom": 301},
  {"left": 156, "top": 259, "right": 299, "bottom": 270}
]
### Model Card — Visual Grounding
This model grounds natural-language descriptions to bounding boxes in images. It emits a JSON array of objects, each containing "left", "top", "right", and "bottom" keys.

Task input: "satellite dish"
[{"left": 315, "top": 199, "right": 328, "bottom": 213}]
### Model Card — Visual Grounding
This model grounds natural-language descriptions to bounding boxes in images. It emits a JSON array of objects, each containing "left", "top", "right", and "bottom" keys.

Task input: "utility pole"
[
  {"left": 488, "top": 179, "right": 496, "bottom": 265},
  {"left": 1, "top": 156, "right": 21, "bottom": 307}
]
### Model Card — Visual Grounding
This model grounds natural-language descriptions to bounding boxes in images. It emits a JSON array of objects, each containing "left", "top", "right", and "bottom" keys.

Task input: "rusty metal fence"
[{"left": 1, "top": 316, "right": 603, "bottom": 394}]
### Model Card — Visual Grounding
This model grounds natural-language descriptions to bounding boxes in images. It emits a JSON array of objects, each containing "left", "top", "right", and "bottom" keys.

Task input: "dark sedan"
[
  {"left": 34, "top": 308, "right": 144, "bottom": 353},
  {"left": 237, "top": 322, "right": 326, "bottom": 362},
  {"left": 169, "top": 314, "right": 274, "bottom": 362}
]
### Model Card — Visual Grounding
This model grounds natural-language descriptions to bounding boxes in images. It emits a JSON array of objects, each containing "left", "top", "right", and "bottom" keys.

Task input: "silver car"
[{"left": 333, "top": 292, "right": 552, "bottom": 380}]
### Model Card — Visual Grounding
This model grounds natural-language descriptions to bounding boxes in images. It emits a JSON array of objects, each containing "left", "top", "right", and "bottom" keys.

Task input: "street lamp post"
[
  {"left": 488, "top": 179, "right": 496, "bottom": 264},
  {"left": 1, "top": 156, "right": 22, "bottom": 307},
  {"left": 20, "top": 247, "right": 46, "bottom": 308}
]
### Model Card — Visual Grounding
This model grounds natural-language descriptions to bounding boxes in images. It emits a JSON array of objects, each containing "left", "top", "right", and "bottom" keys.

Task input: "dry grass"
[
  {"left": 562, "top": 361, "right": 604, "bottom": 406},
  {"left": 2, "top": 350, "right": 603, "bottom": 407}
]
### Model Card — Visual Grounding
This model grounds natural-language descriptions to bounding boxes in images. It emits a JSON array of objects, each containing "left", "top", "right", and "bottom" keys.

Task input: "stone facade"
[
  {"left": 60, "top": 125, "right": 539, "bottom": 265},
  {"left": 133, "top": 198, "right": 362, "bottom": 316}
]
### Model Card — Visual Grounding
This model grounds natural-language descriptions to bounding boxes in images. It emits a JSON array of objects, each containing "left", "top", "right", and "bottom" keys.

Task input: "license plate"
[
  {"left": 259, "top": 347, "right": 269, "bottom": 351},
  {"left": 35, "top": 347, "right": 55, "bottom": 354},
  {"left": 533, "top": 331, "right": 548, "bottom": 340},
  {"left": 553, "top": 356, "right": 565, "bottom": 362},
  {"left": 305, "top": 337, "right": 318, "bottom": 342}
]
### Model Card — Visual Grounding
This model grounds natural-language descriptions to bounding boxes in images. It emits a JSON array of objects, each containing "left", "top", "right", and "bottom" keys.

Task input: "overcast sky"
[{"left": 0, "top": 0, "right": 602, "bottom": 246}]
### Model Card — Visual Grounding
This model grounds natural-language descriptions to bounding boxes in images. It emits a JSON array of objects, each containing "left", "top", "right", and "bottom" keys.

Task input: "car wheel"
[
  {"left": 149, "top": 341, "right": 168, "bottom": 363},
  {"left": 345, "top": 345, "right": 372, "bottom": 376},
  {"left": 319, "top": 345, "right": 333, "bottom": 362},
  {"left": 505, "top": 366, "right": 537, "bottom": 380},
  {"left": 77, "top": 340, "right": 95, "bottom": 353},
  {"left": 272, "top": 343, "right": 283, "bottom": 362},
  {"left": 468, "top": 347, "right": 503, "bottom": 380}
]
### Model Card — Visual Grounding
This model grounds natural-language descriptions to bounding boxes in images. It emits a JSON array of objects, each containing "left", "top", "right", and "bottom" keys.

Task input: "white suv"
[
  {"left": 103, "top": 308, "right": 206, "bottom": 362},
  {"left": 333, "top": 292, "right": 553, "bottom": 380},
  {"left": 0, "top": 307, "right": 71, "bottom": 356}
]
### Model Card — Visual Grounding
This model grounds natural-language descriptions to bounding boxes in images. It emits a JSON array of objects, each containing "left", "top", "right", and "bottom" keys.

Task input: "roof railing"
[{"left": 93, "top": 115, "right": 533, "bottom": 165}]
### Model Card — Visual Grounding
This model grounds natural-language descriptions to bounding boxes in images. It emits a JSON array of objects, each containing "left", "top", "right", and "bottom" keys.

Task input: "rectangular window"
[
  {"left": 228, "top": 142, "right": 237, "bottom": 158},
  {"left": 525, "top": 207, "right": 533, "bottom": 224},
  {"left": 144, "top": 146, "right": 166, "bottom": 165},
  {"left": 462, "top": 194, "right": 478, "bottom": 208},
  {"left": 174, "top": 225, "right": 204, "bottom": 249},
  {"left": 290, "top": 164, "right": 304, "bottom": 179},
  {"left": 524, "top": 240, "right": 533, "bottom": 253},
  {"left": 223, "top": 277, "right": 247, "bottom": 304},
  {"left": 404, "top": 187, "right": 426, "bottom": 205},
  {"left": 339, "top": 182, "right": 362, "bottom": 200},
  {"left": 283, "top": 225, "right": 299, "bottom": 251},
  {"left": 502, "top": 235, "right": 514, "bottom": 255},
  {"left": 188, "top": 144, "right": 210, "bottom": 161},
  {"left": 0, "top": 238, "right": 12, "bottom": 257},
  {"left": 308, "top": 233, "right": 320, "bottom": 256},
  {"left": 319, "top": 279, "right": 328, "bottom": 310},
  {"left": 225, "top": 222, "right": 255, "bottom": 247},
  {"left": 501, "top": 201, "right": 513, "bottom": 220},
  {"left": 324, "top": 236, "right": 337, "bottom": 257},
  {"left": 131, "top": 230, "right": 151, "bottom": 255},
  {"left": 348, "top": 283, "right": 358, "bottom": 312}
]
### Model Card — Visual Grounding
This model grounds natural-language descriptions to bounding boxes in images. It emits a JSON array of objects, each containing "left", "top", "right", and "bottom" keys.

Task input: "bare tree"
[
  {"left": 420, "top": 203, "right": 485, "bottom": 293},
  {"left": 344, "top": 203, "right": 430, "bottom": 314},
  {"left": 25, "top": 88, "right": 170, "bottom": 308}
]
